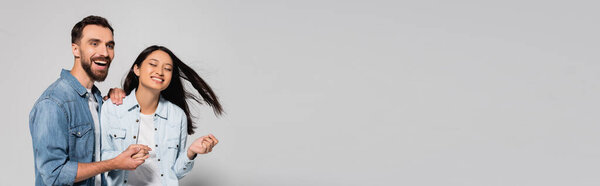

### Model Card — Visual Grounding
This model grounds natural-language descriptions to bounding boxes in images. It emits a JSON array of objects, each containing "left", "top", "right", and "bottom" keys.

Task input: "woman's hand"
[{"left": 187, "top": 134, "right": 219, "bottom": 160}]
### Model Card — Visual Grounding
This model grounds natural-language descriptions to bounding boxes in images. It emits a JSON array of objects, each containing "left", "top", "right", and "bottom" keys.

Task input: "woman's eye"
[
  {"left": 150, "top": 63, "right": 157, "bottom": 67},
  {"left": 165, "top": 68, "right": 172, "bottom": 71}
]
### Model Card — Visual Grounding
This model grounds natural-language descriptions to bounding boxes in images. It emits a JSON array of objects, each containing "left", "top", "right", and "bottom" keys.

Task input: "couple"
[{"left": 29, "top": 15, "right": 223, "bottom": 186}]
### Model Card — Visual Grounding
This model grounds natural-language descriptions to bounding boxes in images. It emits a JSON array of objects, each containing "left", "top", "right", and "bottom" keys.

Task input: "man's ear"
[
  {"left": 133, "top": 64, "right": 140, "bottom": 76},
  {"left": 72, "top": 43, "right": 80, "bottom": 58}
]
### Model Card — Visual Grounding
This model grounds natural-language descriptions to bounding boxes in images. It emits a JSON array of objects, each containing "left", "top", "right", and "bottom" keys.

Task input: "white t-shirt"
[
  {"left": 86, "top": 89, "right": 101, "bottom": 186},
  {"left": 128, "top": 113, "right": 162, "bottom": 186}
]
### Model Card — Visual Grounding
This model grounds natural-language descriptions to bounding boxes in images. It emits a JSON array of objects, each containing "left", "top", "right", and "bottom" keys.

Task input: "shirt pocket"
[
  {"left": 71, "top": 124, "right": 92, "bottom": 138},
  {"left": 108, "top": 128, "right": 127, "bottom": 150},
  {"left": 165, "top": 137, "right": 180, "bottom": 163},
  {"left": 108, "top": 128, "right": 126, "bottom": 139},
  {"left": 69, "top": 124, "right": 93, "bottom": 158}
]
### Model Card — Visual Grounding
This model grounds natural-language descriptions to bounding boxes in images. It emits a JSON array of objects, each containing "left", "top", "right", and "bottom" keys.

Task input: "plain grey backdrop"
[{"left": 1, "top": 0, "right": 600, "bottom": 185}]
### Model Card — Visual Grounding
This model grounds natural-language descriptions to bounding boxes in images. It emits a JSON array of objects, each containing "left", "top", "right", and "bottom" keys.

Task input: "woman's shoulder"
[
  {"left": 102, "top": 95, "right": 134, "bottom": 115},
  {"left": 101, "top": 98, "right": 118, "bottom": 112},
  {"left": 160, "top": 99, "right": 187, "bottom": 118}
]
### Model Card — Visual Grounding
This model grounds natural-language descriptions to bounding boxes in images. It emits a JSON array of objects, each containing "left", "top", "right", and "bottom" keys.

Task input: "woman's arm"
[{"left": 172, "top": 115, "right": 195, "bottom": 179}]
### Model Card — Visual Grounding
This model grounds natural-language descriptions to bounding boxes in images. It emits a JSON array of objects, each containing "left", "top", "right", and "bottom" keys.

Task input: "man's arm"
[
  {"left": 30, "top": 99, "right": 78, "bottom": 185},
  {"left": 30, "top": 99, "right": 151, "bottom": 185},
  {"left": 75, "top": 145, "right": 150, "bottom": 182}
]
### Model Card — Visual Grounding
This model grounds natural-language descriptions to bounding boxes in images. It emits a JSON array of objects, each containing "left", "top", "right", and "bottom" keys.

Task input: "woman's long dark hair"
[{"left": 123, "top": 45, "right": 223, "bottom": 135}]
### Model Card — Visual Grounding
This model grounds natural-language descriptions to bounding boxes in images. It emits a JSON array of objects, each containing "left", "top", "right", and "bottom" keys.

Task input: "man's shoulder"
[
  {"left": 34, "top": 78, "right": 76, "bottom": 106},
  {"left": 29, "top": 78, "right": 76, "bottom": 120}
]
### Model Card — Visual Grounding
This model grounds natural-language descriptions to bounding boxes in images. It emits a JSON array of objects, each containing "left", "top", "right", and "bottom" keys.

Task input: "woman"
[{"left": 101, "top": 45, "right": 224, "bottom": 186}]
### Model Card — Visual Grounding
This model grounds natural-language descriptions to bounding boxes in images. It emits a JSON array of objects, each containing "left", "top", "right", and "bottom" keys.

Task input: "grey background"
[{"left": 1, "top": 0, "right": 599, "bottom": 185}]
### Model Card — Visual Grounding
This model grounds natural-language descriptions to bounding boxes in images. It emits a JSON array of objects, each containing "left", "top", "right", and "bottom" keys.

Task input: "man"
[{"left": 29, "top": 15, "right": 151, "bottom": 186}]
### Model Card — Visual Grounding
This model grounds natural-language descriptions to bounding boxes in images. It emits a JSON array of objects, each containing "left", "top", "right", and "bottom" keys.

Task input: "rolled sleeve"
[{"left": 30, "top": 99, "right": 77, "bottom": 185}]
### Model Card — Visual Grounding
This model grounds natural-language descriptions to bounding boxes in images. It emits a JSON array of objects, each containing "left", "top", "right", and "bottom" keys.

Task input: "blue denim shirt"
[
  {"left": 101, "top": 91, "right": 194, "bottom": 186},
  {"left": 29, "top": 69, "right": 104, "bottom": 186}
]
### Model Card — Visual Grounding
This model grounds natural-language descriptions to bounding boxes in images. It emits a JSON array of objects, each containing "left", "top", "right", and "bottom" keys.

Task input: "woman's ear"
[{"left": 133, "top": 64, "right": 140, "bottom": 76}]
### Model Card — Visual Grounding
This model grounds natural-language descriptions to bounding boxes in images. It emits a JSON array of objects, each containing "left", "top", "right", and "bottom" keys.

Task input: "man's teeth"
[
  {"left": 152, "top": 77, "right": 164, "bottom": 82},
  {"left": 94, "top": 61, "right": 107, "bottom": 65}
]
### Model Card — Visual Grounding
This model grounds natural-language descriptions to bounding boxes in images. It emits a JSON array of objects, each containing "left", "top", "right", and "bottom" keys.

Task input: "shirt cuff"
[{"left": 58, "top": 161, "right": 78, "bottom": 185}]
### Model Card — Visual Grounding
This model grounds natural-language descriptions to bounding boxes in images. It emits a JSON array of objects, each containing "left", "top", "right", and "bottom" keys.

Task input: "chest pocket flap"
[
  {"left": 109, "top": 128, "right": 126, "bottom": 139},
  {"left": 71, "top": 124, "right": 92, "bottom": 138}
]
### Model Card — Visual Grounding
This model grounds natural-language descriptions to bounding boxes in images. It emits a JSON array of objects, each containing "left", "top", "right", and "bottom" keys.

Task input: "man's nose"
[{"left": 97, "top": 44, "right": 109, "bottom": 57}]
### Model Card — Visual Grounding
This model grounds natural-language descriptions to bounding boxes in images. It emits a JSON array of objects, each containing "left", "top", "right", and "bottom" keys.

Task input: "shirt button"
[
  {"left": 183, "top": 168, "right": 186, "bottom": 170},
  {"left": 161, "top": 174, "right": 164, "bottom": 177},
  {"left": 77, "top": 132, "right": 81, "bottom": 135},
  {"left": 133, "top": 136, "right": 136, "bottom": 139},
  {"left": 155, "top": 128, "right": 157, "bottom": 131},
  {"left": 158, "top": 159, "right": 160, "bottom": 161},
  {"left": 176, "top": 145, "right": 179, "bottom": 148},
  {"left": 155, "top": 144, "right": 158, "bottom": 147},
  {"left": 113, "top": 135, "right": 117, "bottom": 137},
  {"left": 136, "top": 119, "right": 139, "bottom": 122},
  {"left": 124, "top": 180, "right": 127, "bottom": 183}
]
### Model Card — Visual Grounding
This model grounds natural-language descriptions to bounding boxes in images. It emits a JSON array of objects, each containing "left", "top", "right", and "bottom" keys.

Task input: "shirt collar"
[
  {"left": 60, "top": 69, "right": 90, "bottom": 97},
  {"left": 123, "top": 89, "right": 169, "bottom": 119}
]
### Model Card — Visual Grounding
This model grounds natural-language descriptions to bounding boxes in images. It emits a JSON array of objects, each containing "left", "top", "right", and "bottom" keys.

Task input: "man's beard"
[{"left": 81, "top": 55, "right": 111, "bottom": 82}]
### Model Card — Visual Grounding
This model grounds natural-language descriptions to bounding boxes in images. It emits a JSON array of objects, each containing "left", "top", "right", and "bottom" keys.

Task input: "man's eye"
[
  {"left": 91, "top": 42, "right": 97, "bottom": 46},
  {"left": 107, "top": 45, "right": 114, "bottom": 49}
]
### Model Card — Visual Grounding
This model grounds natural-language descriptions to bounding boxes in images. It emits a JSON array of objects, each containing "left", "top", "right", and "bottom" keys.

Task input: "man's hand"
[
  {"left": 102, "top": 88, "right": 126, "bottom": 105},
  {"left": 74, "top": 144, "right": 151, "bottom": 182},
  {"left": 187, "top": 134, "right": 219, "bottom": 160},
  {"left": 131, "top": 146, "right": 151, "bottom": 160},
  {"left": 110, "top": 144, "right": 151, "bottom": 170}
]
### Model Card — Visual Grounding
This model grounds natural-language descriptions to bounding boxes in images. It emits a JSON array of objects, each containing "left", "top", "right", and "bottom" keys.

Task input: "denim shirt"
[
  {"left": 101, "top": 91, "right": 194, "bottom": 186},
  {"left": 29, "top": 69, "right": 104, "bottom": 186}
]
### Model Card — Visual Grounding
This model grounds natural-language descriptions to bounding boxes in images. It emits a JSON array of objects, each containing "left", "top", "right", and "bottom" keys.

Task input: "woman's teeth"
[{"left": 152, "top": 77, "right": 164, "bottom": 82}]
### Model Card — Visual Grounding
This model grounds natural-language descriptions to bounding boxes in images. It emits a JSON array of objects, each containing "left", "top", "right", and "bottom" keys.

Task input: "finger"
[
  {"left": 202, "top": 141, "right": 212, "bottom": 153},
  {"left": 209, "top": 134, "right": 219, "bottom": 145},
  {"left": 192, "top": 136, "right": 206, "bottom": 147},
  {"left": 109, "top": 88, "right": 122, "bottom": 105},
  {"left": 197, "top": 136, "right": 207, "bottom": 142},
  {"left": 203, "top": 136, "right": 214, "bottom": 146},
  {"left": 103, "top": 96, "right": 109, "bottom": 101},
  {"left": 208, "top": 141, "right": 214, "bottom": 152},
  {"left": 114, "top": 88, "right": 126, "bottom": 104},
  {"left": 129, "top": 144, "right": 145, "bottom": 150},
  {"left": 197, "top": 142, "right": 207, "bottom": 153},
  {"left": 133, "top": 159, "right": 145, "bottom": 168},
  {"left": 132, "top": 153, "right": 144, "bottom": 159},
  {"left": 136, "top": 150, "right": 147, "bottom": 157},
  {"left": 115, "top": 94, "right": 123, "bottom": 105},
  {"left": 207, "top": 134, "right": 218, "bottom": 147},
  {"left": 134, "top": 144, "right": 152, "bottom": 151},
  {"left": 125, "top": 146, "right": 141, "bottom": 155},
  {"left": 205, "top": 138, "right": 216, "bottom": 151}
]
